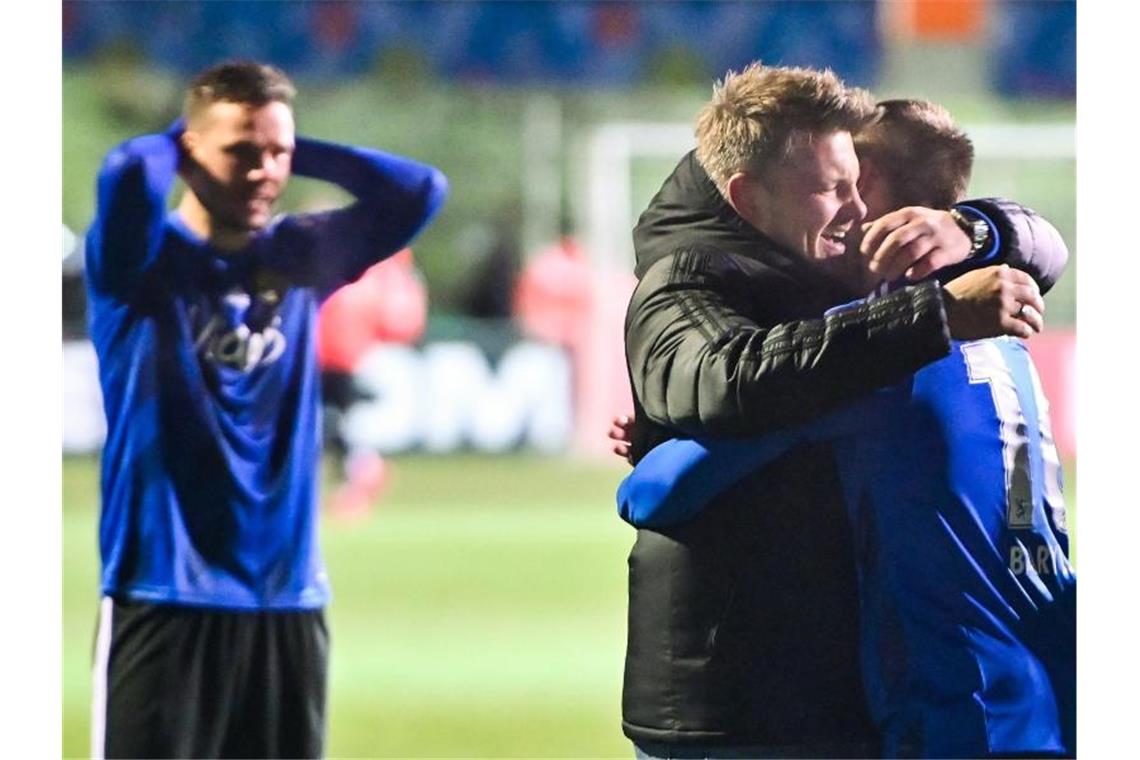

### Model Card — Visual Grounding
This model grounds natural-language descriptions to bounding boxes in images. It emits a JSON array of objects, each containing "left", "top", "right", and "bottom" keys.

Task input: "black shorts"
[
  {"left": 321, "top": 369, "right": 368, "bottom": 411},
  {"left": 321, "top": 369, "right": 372, "bottom": 458},
  {"left": 91, "top": 597, "right": 329, "bottom": 759}
]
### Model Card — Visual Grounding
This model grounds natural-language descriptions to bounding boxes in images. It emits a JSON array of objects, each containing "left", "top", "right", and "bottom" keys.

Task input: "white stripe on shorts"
[{"left": 90, "top": 596, "right": 114, "bottom": 760}]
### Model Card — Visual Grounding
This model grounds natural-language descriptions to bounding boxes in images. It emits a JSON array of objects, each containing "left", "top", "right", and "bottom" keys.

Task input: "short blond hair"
[
  {"left": 853, "top": 99, "right": 974, "bottom": 210},
  {"left": 695, "top": 62, "right": 876, "bottom": 190}
]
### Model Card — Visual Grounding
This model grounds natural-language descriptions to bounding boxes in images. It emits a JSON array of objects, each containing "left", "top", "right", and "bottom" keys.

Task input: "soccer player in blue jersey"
[
  {"left": 615, "top": 100, "right": 1075, "bottom": 758},
  {"left": 84, "top": 61, "right": 447, "bottom": 758}
]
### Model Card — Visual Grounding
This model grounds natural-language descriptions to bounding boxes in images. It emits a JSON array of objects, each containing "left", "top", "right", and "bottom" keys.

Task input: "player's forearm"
[
  {"left": 619, "top": 436, "right": 786, "bottom": 528},
  {"left": 620, "top": 393, "right": 897, "bottom": 528},
  {"left": 291, "top": 136, "right": 448, "bottom": 244}
]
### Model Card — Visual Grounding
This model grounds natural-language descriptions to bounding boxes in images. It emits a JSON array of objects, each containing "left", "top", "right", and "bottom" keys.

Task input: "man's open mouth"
[{"left": 822, "top": 229, "right": 848, "bottom": 246}]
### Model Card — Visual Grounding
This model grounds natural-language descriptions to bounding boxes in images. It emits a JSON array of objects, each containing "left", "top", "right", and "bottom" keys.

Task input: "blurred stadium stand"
[
  {"left": 64, "top": 1, "right": 882, "bottom": 86},
  {"left": 63, "top": 1, "right": 1074, "bottom": 96},
  {"left": 990, "top": 0, "right": 1076, "bottom": 98},
  {"left": 62, "top": 0, "right": 1075, "bottom": 457}
]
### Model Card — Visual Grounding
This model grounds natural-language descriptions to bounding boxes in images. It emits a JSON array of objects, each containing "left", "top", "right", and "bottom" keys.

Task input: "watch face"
[
  {"left": 952, "top": 209, "right": 988, "bottom": 252},
  {"left": 970, "top": 220, "right": 989, "bottom": 253}
]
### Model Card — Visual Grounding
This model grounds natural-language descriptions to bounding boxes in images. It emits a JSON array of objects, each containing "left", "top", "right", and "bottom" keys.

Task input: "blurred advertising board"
[
  {"left": 63, "top": 338, "right": 573, "bottom": 455},
  {"left": 63, "top": 330, "right": 1075, "bottom": 459}
]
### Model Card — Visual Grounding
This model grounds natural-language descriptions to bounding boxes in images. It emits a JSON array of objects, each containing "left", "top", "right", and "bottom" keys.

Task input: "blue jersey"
[
  {"left": 86, "top": 128, "right": 447, "bottom": 610},
  {"left": 617, "top": 337, "right": 1075, "bottom": 757}
]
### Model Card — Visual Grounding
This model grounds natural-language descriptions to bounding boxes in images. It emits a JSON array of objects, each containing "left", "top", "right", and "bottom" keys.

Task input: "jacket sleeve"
[
  {"left": 277, "top": 137, "right": 449, "bottom": 298},
  {"left": 626, "top": 249, "right": 950, "bottom": 437},
  {"left": 948, "top": 197, "right": 1070, "bottom": 294}
]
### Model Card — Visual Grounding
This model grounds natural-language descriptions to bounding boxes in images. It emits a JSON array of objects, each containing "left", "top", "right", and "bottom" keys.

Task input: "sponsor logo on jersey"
[{"left": 192, "top": 288, "right": 287, "bottom": 372}]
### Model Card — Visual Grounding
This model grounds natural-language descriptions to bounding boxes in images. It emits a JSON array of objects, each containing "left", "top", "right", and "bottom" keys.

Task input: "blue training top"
[
  {"left": 617, "top": 337, "right": 1075, "bottom": 758},
  {"left": 86, "top": 126, "right": 447, "bottom": 610}
]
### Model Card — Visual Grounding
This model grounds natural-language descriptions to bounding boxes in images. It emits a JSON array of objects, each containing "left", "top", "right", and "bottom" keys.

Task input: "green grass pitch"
[
  {"left": 63, "top": 455, "right": 635, "bottom": 758},
  {"left": 62, "top": 454, "right": 1076, "bottom": 757}
]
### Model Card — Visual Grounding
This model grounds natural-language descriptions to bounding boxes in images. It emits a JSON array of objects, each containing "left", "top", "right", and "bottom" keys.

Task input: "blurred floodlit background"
[{"left": 61, "top": 2, "right": 1075, "bottom": 756}]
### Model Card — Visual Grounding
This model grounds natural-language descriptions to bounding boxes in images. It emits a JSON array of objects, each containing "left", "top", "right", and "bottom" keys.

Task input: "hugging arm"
[
  {"left": 627, "top": 250, "right": 949, "bottom": 438},
  {"left": 861, "top": 199, "right": 1070, "bottom": 293},
  {"left": 618, "top": 393, "right": 895, "bottom": 528}
]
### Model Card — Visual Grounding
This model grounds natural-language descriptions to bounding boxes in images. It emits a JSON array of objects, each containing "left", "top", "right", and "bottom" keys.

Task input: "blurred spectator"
[
  {"left": 588, "top": 2, "right": 644, "bottom": 83},
  {"left": 513, "top": 229, "right": 638, "bottom": 457},
  {"left": 318, "top": 248, "right": 428, "bottom": 518},
  {"left": 454, "top": 219, "right": 520, "bottom": 319},
  {"left": 513, "top": 233, "right": 592, "bottom": 347},
  {"left": 308, "top": 1, "right": 373, "bottom": 77}
]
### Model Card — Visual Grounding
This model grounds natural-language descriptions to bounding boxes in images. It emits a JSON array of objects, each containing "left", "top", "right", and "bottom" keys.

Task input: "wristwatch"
[{"left": 949, "top": 208, "right": 991, "bottom": 257}]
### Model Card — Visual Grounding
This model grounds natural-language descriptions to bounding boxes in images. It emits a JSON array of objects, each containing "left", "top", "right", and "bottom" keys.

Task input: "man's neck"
[{"left": 176, "top": 192, "right": 254, "bottom": 253}]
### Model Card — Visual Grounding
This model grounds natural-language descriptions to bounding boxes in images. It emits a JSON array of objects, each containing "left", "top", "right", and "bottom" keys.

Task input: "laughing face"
[
  {"left": 736, "top": 129, "right": 867, "bottom": 273},
  {"left": 180, "top": 100, "right": 296, "bottom": 235}
]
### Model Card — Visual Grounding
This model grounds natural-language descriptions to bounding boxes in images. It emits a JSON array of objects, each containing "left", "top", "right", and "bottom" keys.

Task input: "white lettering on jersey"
[
  {"left": 1010, "top": 545, "right": 1026, "bottom": 574},
  {"left": 1009, "top": 541, "right": 1065, "bottom": 576},
  {"left": 192, "top": 288, "right": 287, "bottom": 372}
]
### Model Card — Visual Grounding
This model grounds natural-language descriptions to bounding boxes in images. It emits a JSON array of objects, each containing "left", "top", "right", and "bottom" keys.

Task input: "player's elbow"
[
  {"left": 1041, "top": 223, "right": 1070, "bottom": 293},
  {"left": 393, "top": 168, "right": 448, "bottom": 247},
  {"left": 97, "top": 148, "right": 145, "bottom": 201},
  {"left": 371, "top": 168, "right": 448, "bottom": 253},
  {"left": 419, "top": 168, "right": 449, "bottom": 225},
  {"left": 619, "top": 477, "right": 672, "bottom": 529}
]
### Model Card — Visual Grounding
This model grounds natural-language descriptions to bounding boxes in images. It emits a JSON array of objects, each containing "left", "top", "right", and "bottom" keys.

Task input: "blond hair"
[
  {"left": 695, "top": 62, "right": 875, "bottom": 191},
  {"left": 853, "top": 99, "right": 974, "bottom": 210}
]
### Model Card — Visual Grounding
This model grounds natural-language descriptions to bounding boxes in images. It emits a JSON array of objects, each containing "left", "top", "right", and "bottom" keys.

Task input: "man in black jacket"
[{"left": 621, "top": 63, "right": 1067, "bottom": 757}]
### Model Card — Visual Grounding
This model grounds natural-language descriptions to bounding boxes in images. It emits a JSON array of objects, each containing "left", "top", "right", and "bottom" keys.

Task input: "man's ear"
[
  {"left": 726, "top": 172, "right": 765, "bottom": 229},
  {"left": 180, "top": 129, "right": 198, "bottom": 156},
  {"left": 725, "top": 172, "right": 754, "bottom": 215}
]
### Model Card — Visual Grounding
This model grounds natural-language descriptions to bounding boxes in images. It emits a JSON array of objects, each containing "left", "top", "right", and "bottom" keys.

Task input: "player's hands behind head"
[
  {"left": 942, "top": 264, "right": 1045, "bottom": 340},
  {"left": 861, "top": 207, "right": 972, "bottom": 283}
]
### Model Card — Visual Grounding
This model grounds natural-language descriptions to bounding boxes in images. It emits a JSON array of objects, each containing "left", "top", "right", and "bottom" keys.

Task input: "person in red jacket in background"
[
  {"left": 317, "top": 248, "right": 427, "bottom": 517},
  {"left": 513, "top": 233, "right": 592, "bottom": 348}
]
